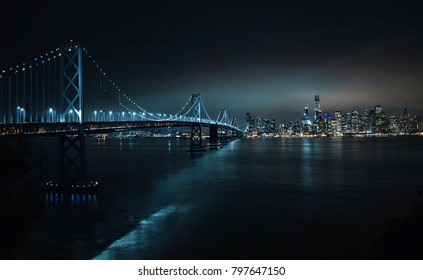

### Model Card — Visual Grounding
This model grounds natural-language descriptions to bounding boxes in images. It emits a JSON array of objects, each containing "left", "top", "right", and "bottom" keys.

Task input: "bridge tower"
[
  {"left": 46, "top": 41, "right": 98, "bottom": 192},
  {"left": 188, "top": 93, "right": 206, "bottom": 153}
]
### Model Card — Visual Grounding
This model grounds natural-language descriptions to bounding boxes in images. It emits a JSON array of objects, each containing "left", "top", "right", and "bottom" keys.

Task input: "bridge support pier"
[
  {"left": 188, "top": 123, "right": 207, "bottom": 153},
  {"left": 207, "top": 125, "right": 221, "bottom": 150},
  {"left": 209, "top": 125, "right": 218, "bottom": 144}
]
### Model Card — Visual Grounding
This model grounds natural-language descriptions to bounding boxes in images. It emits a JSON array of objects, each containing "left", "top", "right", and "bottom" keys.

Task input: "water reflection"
[
  {"left": 20, "top": 137, "right": 423, "bottom": 259},
  {"left": 168, "top": 139, "right": 172, "bottom": 153},
  {"left": 93, "top": 204, "right": 189, "bottom": 259},
  {"left": 301, "top": 139, "right": 312, "bottom": 187},
  {"left": 45, "top": 193, "right": 98, "bottom": 209}
]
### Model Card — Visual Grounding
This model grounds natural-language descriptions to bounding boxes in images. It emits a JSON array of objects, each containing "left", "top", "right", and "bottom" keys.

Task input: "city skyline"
[
  {"left": 2, "top": 1, "right": 423, "bottom": 125},
  {"left": 246, "top": 95, "right": 423, "bottom": 127},
  {"left": 246, "top": 94, "right": 422, "bottom": 136},
  {"left": 2, "top": 1, "right": 423, "bottom": 265}
]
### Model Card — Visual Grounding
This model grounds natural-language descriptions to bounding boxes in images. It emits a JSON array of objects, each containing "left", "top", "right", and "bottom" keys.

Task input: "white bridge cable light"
[
  {"left": 83, "top": 48, "right": 240, "bottom": 129},
  {"left": 83, "top": 48, "right": 199, "bottom": 122},
  {"left": 83, "top": 49, "right": 158, "bottom": 120},
  {"left": 198, "top": 95, "right": 214, "bottom": 123}
]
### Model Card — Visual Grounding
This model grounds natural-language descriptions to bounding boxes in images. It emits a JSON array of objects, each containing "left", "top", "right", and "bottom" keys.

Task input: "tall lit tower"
[{"left": 314, "top": 95, "right": 321, "bottom": 121}]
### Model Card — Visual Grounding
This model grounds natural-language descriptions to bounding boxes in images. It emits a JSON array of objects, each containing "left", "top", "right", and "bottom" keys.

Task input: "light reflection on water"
[
  {"left": 301, "top": 139, "right": 312, "bottom": 187},
  {"left": 45, "top": 193, "right": 98, "bottom": 209},
  {"left": 14, "top": 137, "right": 423, "bottom": 259},
  {"left": 93, "top": 205, "right": 190, "bottom": 260}
]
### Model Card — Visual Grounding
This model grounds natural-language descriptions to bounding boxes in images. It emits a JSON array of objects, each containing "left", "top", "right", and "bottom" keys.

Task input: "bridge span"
[{"left": 0, "top": 41, "right": 243, "bottom": 192}]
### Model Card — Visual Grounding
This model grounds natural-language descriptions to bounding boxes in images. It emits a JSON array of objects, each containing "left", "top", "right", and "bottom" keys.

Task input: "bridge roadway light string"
[{"left": 0, "top": 44, "right": 239, "bottom": 131}]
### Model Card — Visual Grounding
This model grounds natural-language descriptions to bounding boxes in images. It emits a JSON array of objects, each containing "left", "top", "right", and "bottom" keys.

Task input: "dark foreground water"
[{"left": 13, "top": 136, "right": 423, "bottom": 259}]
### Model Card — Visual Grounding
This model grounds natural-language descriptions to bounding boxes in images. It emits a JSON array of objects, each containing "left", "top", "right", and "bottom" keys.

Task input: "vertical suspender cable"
[
  {"left": 8, "top": 75, "right": 11, "bottom": 122},
  {"left": 35, "top": 63, "right": 39, "bottom": 122},
  {"left": 29, "top": 66, "right": 33, "bottom": 122},
  {"left": 15, "top": 71, "right": 19, "bottom": 122},
  {"left": 104, "top": 73, "right": 107, "bottom": 120},
  {"left": 100, "top": 74, "right": 104, "bottom": 120},
  {"left": 47, "top": 60, "right": 51, "bottom": 120},
  {"left": 52, "top": 59, "right": 57, "bottom": 122},
  {"left": 41, "top": 62, "right": 45, "bottom": 122},
  {"left": 23, "top": 67, "right": 26, "bottom": 122}
]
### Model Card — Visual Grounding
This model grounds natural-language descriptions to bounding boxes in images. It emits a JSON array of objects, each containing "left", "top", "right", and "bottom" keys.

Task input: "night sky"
[{"left": 2, "top": 0, "right": 423, "bottom": 125}]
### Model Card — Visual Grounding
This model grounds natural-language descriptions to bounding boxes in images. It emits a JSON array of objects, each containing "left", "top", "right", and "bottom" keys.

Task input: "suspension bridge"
[{"left": 0, "top": 41, "right": 242, "bottom": 192}]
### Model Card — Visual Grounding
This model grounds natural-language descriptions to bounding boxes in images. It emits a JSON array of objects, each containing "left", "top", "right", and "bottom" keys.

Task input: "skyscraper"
[
  {"left": 401, "top": 102, "right": 409, "bottom": 134},
  {"left": 314, "top": 95, "right": 322, "bottom": 122},
  {"left": 245, "top": 111, "right": 255, "bottom": 132},
  {"left": 302, "top": 106, "right": 312, "bottom": 127}
]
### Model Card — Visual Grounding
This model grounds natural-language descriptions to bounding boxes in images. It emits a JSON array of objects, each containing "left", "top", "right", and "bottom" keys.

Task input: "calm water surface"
[{"left": 15, "top": 137, "right": 423, "bottom": 259}]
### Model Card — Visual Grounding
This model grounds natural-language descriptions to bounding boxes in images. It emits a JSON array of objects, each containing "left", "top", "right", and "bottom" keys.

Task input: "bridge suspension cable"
[
  {"left": 82, "top": 48, "right": 201, "bottom": 122},
  {"left": 1, "top": 42, "right": 240, "bottom": 131},
  {"left": 0, "top": 46, "right": 63, "bottom": 123}
]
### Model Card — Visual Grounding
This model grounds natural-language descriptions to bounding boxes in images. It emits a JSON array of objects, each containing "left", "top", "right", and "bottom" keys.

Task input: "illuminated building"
[
  {"left": 283, "top": 96, "right": 423, "bottom": 137},
  {"left": 302, "top": 106, "right": 312, "bottom": 132},
  {"left": 389, "top": 115, "right": 399, "bottom": 134},
  {"left": 351, "top": 110, "right": 360, "bottom": 133},
  {"left": 374, "top": 105, "right": 386, "bottom": 133},
  {"left": 278, "top": 122, "right": 286, "bottom": 134},
  {"left": 314, "top": 95, "right": 322, "bottom": 122},
  {"left": 361, "top": 109, "right": 370, "bottom": 132},
  {"left": 325, "top": 114, "right": 333, "bottom": 135},
  {"left": 333, "top": 111, "right": 342, "bottom": 133},
  {"left": 256, "top": 117, "right": 265, "bottom": 133},
  {"left": 400, "top": 102, "right": 410, "bottom": 134},
  {"left": 245, "top": 111, "right": 255, "bottom": 132},
  {"left": 270, "top": 119, "right": 276, "bottom": 133}
]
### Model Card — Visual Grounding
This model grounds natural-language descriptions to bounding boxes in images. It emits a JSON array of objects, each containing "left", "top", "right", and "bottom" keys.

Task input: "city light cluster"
[{"left": 245, "top": 95, "right": 423, "bottom": 138}]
